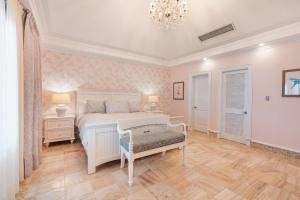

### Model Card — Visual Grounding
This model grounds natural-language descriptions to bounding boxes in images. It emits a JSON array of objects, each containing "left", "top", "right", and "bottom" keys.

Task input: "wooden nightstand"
[{"left": 43, "top": 114, "right": 75, "bottom": 147}]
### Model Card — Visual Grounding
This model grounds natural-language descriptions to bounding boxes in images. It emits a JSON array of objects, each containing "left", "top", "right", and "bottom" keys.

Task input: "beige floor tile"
[
  {"left": 126, "top": 184, "right": 156, "bottom": 200},
  {"left": 214, "top": 189, "right": 244, "bottom": 200},
  {"left": 147, "top": 182, "right": 183, "bottom": 200},
  {"left": 17, "top": 131, "right": 300, "bottom": 200},
  {"left": 35, "top": 188, "right": 65, "bottom": 200},
  {"left": 94, "top": 184, "right": 123, "bottom": 200},
  {"left": 65, "top": 182, "right": 93, "bottom": 200}
]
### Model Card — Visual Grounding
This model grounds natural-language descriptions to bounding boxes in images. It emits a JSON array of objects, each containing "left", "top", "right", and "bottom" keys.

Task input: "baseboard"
[
  {"left": 208, "top": 129, "right": 219, "bottom": 134},
  {"left": 208, "top": 130, "right": 219, "bottom": 137},
  {"left": 190, "top": 129, "right": 299, "bottom": 158},
  {"left": 251, "top": 140, "right": 300, "bottom": 158}
]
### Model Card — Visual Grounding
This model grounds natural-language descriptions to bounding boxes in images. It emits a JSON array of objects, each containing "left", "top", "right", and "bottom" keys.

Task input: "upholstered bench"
[
  {"left": 117, "top": 116, "right": 187, "bottom": 186},
  {"left": 120, "top": 131, "right": 185, "bottom": 153}
]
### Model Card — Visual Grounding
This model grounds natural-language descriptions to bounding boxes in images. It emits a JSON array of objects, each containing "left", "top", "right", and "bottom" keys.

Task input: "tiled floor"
[{"left": 17, "top": 131, "right": 300, "bottom": 200}]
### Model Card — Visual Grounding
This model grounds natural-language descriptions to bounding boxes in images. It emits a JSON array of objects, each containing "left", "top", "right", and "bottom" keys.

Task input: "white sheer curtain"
[{"left": 0, "top": 0, "right": 22, "bottom": 199}]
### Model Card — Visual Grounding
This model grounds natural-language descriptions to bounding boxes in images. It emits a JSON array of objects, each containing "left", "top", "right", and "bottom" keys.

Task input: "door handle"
[
  {"left": 244, "top": 111, "right": 247, "bottom": 114},
  {"left": 194, "top": 106, "right": 198, "bottom": 109}
]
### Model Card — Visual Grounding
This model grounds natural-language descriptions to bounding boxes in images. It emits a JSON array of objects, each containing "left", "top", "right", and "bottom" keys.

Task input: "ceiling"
[{"left": 29, "top": 0, "right": 300, "bottom": 66}]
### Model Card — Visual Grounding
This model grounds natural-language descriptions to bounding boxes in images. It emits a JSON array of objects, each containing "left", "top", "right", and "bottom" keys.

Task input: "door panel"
[
  {"left": 221, "top": 69, "right": 249, "bottom": 144},
  {"left": 192, "top": 74, "right": 209, "bottom": 132}
]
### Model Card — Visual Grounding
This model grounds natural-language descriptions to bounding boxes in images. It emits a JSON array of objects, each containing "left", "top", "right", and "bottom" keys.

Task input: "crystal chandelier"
[{"left": 149, "top": 0, "right": 188, "bottom": 29}]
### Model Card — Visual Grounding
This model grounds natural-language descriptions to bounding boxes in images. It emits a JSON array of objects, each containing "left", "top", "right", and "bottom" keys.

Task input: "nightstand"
[{"left": 43, "top": 114, "right": 75, "bottom": 147}]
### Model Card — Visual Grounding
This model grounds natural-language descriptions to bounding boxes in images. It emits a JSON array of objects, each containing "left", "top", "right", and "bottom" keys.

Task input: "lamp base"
[
  {"left": 150, "top": 103, "right": 157, "bottom": 112},
  {"left": 56, "top": 105, "right": 67, "bottom": 117}
]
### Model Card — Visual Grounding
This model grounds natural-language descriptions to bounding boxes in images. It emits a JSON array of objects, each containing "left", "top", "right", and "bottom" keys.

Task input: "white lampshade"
[
  {"left": 149, "top": 95, "right": 159, "bottom": 103},
  {"left": 52, "top": 93, "right": 71, "bottom": 105}
]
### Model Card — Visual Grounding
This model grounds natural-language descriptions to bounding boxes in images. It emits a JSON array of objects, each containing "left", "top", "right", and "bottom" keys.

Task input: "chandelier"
[{"left": 149, "top": 0, "right": 188, "bottom": 29}]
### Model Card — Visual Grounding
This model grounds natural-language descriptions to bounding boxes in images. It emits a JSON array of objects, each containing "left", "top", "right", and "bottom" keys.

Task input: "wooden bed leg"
[
  {"left": 88, "top": 164, "right": 96, "bottom": 174},
  {"left": 128, "top": 159, "right": 134, "bottom": 186},
  {"left": 88, "top": 130, "right": 96, "bottom": 174},
  {"left": 120, "top": 151, "right": 125, "bottom": 168}
]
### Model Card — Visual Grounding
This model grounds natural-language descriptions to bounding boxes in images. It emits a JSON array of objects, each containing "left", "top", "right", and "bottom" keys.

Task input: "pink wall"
[
  {"left": 170, "top": 41, "right": 300, "bottom": 152},
  {"left": 41, "top": 49, "right": 172, "bottom": 114},
  {"left": 41, "top": 43, "right": 300, "bottom": 152}
]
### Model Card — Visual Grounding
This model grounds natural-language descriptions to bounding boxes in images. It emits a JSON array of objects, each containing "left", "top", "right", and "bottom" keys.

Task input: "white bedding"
[{"left": 77, "top": 112, "right": 168, "bottom": 148}]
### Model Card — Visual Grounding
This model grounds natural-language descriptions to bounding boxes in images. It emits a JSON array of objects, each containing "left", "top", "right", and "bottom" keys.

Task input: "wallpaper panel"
[{"left": 42, "top": 50, "right": 172, "bottom": 115}]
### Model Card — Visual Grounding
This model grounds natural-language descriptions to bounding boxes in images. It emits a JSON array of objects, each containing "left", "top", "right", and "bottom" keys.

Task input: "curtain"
[
  {"left": 23, "top": 11, "right": 42, "bottom": 178},
  {"left": 0, "top": 0, "right": 23, "bottom": 199}
]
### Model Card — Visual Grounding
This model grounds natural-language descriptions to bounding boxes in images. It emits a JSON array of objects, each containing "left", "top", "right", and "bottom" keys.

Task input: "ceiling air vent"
[{"left": 198, "top": 24, "right": 235, "bottom": 42}]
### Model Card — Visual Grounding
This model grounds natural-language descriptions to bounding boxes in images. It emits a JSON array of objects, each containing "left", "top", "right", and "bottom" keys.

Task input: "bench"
[{"left": 117, "top": 116, "right": 187, "bottom": 186}]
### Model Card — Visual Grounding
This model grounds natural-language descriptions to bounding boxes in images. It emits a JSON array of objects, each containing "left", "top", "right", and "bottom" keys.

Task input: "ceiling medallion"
[{"left": 149, "top": 0, "right": 188, "bottom": 30}]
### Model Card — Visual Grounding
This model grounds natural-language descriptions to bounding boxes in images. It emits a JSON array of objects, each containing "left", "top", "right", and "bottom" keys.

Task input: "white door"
[
  {"left": 220, "top": 69, "right": 250, "bottom": 144},
  {"left": 192, "top": 74, "right": 210, "bottom": 132}
]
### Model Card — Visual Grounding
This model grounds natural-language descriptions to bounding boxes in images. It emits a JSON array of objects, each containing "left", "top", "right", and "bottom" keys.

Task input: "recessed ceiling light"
[
  {"left": 203, "top": 57, "right": 208, "bottom": 61},
  {"left": 258, "top": 43, "right": 265, "bottom": 47}
]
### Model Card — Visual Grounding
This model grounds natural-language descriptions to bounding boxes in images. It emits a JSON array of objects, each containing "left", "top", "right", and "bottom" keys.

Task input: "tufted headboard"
[{"left": 76, "top": 90, "right": 141, "bottom": 118}]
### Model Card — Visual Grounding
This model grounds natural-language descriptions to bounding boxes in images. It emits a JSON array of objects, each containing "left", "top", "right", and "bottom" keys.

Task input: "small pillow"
[
  {"left": 128, "top": 101, "right": 141, "bottom": 112},
  {"left": 86, "top": 100, "right": 105, "bottom": 113},
  {"left": 105, "top": 101, "right": 129, "bottom": 113}
]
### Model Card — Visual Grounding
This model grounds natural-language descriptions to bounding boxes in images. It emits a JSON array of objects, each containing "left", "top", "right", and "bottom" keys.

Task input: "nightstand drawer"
[
  {"left": 47, "top": 129, "right": 73, "bottom": 140},
  {"left": 47, "top": 119, "right": 74, "bottom": 129}
]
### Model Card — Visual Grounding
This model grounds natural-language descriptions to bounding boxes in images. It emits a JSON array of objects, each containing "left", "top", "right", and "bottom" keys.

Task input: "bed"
[{"left": 76, "top": 90, "right": 169, "bottom": 174}]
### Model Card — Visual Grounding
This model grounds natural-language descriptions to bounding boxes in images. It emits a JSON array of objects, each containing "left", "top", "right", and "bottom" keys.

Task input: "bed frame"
[{"left": 76, "top": 90, "right": 141, "bottom": 174}]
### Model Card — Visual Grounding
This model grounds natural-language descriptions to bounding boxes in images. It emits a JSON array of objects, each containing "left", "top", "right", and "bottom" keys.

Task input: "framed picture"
[
  {"left": 282, "top": 68, "right": 300, "bottom": 97},
  {"left": 173, "top": 82, "right": 184, "bottom": 100}
]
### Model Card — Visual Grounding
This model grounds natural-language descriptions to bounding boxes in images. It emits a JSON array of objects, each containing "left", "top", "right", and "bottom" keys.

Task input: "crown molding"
[
  {"left": 41, "top": 21, "right": 300, "bottom": 68},
  {"left": 41, "top": 35, "right": 169, "bottom": 66},
  {"left": 169, "top": 21, "right": 300, "bottom": 66},
  {"left": 27, "top": 0, "right": 300, "bottom": 67},
  {"left": 26, "top": 0, "right": 48, "bottom": 35}
]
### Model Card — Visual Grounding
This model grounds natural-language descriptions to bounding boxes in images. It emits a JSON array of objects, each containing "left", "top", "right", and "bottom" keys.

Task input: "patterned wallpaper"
[{"left": 41, "top": 49, "right": 172, "bottom": 115}]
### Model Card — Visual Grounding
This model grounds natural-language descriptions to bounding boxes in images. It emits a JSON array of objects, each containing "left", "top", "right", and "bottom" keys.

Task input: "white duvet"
[
  {"left": 77, "top": 112, "right": 168, "bottom": 129},
  {"left": 77, "top": 112, "right": 168, "bottom": 148}
]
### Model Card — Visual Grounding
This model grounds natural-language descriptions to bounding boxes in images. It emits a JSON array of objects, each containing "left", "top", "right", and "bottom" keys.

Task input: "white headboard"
[{"left": 76, "top": 90, "right": 141, "bottom": 117}]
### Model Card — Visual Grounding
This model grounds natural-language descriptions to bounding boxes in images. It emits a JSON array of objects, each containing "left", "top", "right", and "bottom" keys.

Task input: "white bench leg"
[
  {"left": 161, "top": 151, "right": 166, "bottom": 157},
  {"left": 128, "top": 159, "right": 134, "bottom": 186},
  {"left": 182, "top": 146, "right": 186, "bottom": 166},
  {"left": 120, "top": 151, "right": 125, "bottom": 168}
]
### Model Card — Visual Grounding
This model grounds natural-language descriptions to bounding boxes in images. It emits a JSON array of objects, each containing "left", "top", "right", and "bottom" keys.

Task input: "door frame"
[
  {"left": 218, "top": 65, "right": 253, "bottom": 145},
  {"left": 188, "top": 71, "right": 212, "bottom": 134}
]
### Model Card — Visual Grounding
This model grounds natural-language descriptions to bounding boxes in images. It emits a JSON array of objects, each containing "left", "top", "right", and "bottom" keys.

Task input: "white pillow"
[
  {"left": 128, "top": 101, "right": 141, "bottom": 112},
  {"left": 105, "top": 101, "right": 129, "bottom": 113},
  {"left": 86, "top": 100, "right": 105, "bottom": 113}
]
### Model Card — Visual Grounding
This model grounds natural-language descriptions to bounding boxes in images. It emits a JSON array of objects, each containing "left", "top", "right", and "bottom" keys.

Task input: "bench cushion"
[{"left": 120, "top": 131, "right": 185, "bottom": 153}]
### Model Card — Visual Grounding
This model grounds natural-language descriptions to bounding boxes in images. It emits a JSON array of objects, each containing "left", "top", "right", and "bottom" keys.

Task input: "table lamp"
[
  {"left": 149, "top": 95, "right": 159, "bottom": 111},
  {"left": 52, "top": 93, "right": 71, "bottom": 117}
]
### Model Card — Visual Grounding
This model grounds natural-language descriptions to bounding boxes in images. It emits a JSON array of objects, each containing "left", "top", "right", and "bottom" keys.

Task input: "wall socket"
[{"left": 265, "top": 96, "right": 270, "bottom": 101}]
